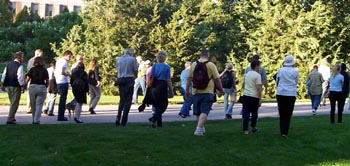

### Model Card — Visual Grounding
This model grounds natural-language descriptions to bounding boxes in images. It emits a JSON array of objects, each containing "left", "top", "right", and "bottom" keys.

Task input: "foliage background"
[{"left": 1, "top": 0, "right": 350, "bottom": 97}]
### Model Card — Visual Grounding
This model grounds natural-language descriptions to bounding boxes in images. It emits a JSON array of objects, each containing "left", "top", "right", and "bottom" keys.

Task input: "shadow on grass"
[{"left": 0, "top": 115, "right": 349, "bottom": 166}]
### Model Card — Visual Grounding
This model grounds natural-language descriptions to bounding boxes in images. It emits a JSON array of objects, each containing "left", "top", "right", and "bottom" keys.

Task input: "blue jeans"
[
  {"left": 57, "top": 83, "right": 68, "bottom": 120},
  {"left": 223, "top": 87, "right": 235, "bottom": 115},
  {"left": 309, "top": 94, "right": 321, "bottom": 111},
  {"left": 179, "top": 87, "right": 192, "bottom": 116},
  {"left": 45, "top": 93, "right": 56, "bottom": 114},
  {"left": 132, "top": 76, "right": 146, "bottom": 103},
  {"left": 192, "top": 93, "right": 214, "bottom": 116}
]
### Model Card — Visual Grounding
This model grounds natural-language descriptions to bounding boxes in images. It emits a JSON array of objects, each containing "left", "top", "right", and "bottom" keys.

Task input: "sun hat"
[{"left": 283, "top": 55, "right": 296, "bottom": 66}]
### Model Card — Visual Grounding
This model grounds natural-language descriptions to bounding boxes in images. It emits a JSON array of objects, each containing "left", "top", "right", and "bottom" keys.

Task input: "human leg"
[
  {"left": 329, "top": 91, "right": 337, "bottom": 123},
  {"left": 34, "top": 85, "right": 47, "bottom": 123},
  {"left": 7, "top": 87, "right": 21, "bottom": 122},
  {"left": 132, "top": 77, "right": 141, "bottom": 104},
  {"left": 57, "top": 83, "right": 68, "bottom": 121}
]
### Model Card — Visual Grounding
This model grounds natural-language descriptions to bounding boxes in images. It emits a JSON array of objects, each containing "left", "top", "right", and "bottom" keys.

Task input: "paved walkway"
[{"left": 1, "top": 102, "right": 348, "bottom": 125}]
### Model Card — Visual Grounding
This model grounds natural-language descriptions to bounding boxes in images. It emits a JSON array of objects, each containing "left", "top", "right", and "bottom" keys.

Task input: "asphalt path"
[{"left": 1, "top": 102, "right": 348, "bottom": 125}]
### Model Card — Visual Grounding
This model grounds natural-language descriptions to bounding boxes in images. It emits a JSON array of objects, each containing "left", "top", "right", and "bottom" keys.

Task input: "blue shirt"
[
  {"left": 180, "top": 69, "right": 190, "bottom": 89},
  {"left": 151, "top": 63, "right": 171, "bottom": 81},
  {"left": 329, "top": 74, "right": 344, "bottom": 92}
]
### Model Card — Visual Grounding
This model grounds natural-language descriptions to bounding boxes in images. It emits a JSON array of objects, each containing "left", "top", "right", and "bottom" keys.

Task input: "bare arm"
[
  {"left": 214, "top": 78, "right": 224, "bottom": 95},
  {"left": 166, "top": 78, "right": 174, "bottom": 98},
  {"left": 185, "top": 76, "right": 192, "bottom": 98},
  {"left": 256, "top": 83, "right": 262, "bottom": 106}
]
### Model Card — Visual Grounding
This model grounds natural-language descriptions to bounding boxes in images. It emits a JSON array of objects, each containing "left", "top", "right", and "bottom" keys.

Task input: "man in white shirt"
[
  {"left": 1, "top": 51, "right": 25, "bottom": 124},
  {"left": 55, "top": 50, "right": 73, "bottom": 121}
]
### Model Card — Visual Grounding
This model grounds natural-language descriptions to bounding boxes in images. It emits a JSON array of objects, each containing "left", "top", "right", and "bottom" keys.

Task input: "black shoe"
[
  {"left": 225, "top": 114, "right": 232, "bottom": 119},
  {"left": 32, "top": 122, "right": 40, "bottom": 125},
  {"left": 252, "top": 127, "right": 260, "bottom": 133},
  {"left": 115, "top": 119, "right": 120, "bottom": 126},
  {"left": 89, "top": 108, "right": 96, "bottom": 114},
  {"left": 48, "top": 113, "right": 55, "bottom": 116},
  {"left": 178, "top": 113, "right": 186, "bottom": 118},
  {"left": 74, "top": 118, "right": 83, "bottom": 123},
  {"left": 43, "top": 109, "right": 48, "bottom": 115},
  {"left": 6, "top": 121, "right": 16, "bottom": 124},
  {"left": 26, "top": 111, "right": 32, "bottom": 114},
  {"left": 58, "top": 117, "right": 68, "bottom": 121},
  {"left": 138, "top": 104, "right": 146, "bottom": 112}
]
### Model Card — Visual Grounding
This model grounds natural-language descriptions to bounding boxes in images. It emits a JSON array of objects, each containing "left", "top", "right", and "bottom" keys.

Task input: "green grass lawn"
[{"left": 0, "top": 115, "right": 349, "bottom": 166}]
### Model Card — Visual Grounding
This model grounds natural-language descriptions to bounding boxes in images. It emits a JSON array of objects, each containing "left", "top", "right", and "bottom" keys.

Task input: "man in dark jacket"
[
  {"left": 340, "top": 63, "right": 349, "bottom": 121},
  {"left": 1, "top": 51, "right": 25, "bottom": 124}
]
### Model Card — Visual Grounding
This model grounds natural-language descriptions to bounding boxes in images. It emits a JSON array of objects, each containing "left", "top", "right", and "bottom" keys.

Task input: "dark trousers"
[
  {"left": 277, "top": 95, "right": 296, "bottom": 136},
  {"left": 242, "top": 95, "right": 259, "bottom": 131},
  {"left": 117, "top": 78, "right": 134, "bottom": 125},
  {"left": 329, "top": 91, "right": 344, "bottom": 123},
  {"left": 57, "top": 83, "right": 68, "bottom": 120},
  {"left": 151, "top": 80, "right": 168, "bottom": 127}
]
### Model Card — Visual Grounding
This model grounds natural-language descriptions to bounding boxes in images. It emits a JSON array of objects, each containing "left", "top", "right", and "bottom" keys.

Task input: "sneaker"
[
  {"left": 252, "top": 127, "right": 260, "bottom": 133},
  {"left": 225, "top": 114, "right": 232, "bottom": 119},
  {"left": 43, "top": 109, "right": 48, "bottom": 115},
  {"left": 194, "top": 130, "right": 204, "bottom": 136},
  {"left": 89, "top": 108, "right": 96, "bottom": 114},
  {"left": 74, "top": 118, "right": 83, "bottom": 123},
  {"left": 48, "top": 113, "right": 55, "bottom": 116},
  {"left": 179, "top": 113, "right": 186, "bottom": 118},
  {"left": 244, "top": 130, "right": 249, "bottom": 135},
  {"left": 312, "top": 109, "right": 317, "bottom": 116}
]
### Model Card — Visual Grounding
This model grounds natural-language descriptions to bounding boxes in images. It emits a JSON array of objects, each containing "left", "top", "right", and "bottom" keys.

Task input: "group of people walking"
[
  {"left": 1, "top": 49, "right": 101, "bottom": 124},
  {"left": 1, "top": 48, "right": 347, "bottom": 138}
]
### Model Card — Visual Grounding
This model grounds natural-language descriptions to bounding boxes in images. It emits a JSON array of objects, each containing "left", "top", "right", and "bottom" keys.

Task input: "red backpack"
[{"left": 192, "top": 61, "right": 210, "bottom": 89}]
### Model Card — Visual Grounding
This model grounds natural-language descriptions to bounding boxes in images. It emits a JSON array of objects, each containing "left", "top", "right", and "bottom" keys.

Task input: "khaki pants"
[
  {"left": 28, "top": 84, "right": 47, "bottom": 123},
  {"left": 7, "top": 87, "right": 22, "bottom": 122}
]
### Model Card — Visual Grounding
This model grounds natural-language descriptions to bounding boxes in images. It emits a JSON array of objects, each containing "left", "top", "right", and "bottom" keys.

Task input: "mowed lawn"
[{"left": 0, "top": 115, "right": 350, "bottom": 166}]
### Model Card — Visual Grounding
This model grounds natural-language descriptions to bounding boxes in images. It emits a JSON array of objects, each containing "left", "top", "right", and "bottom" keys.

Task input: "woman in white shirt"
[{"left": 276, "top": 55, "right": 299, "bottom": 138}]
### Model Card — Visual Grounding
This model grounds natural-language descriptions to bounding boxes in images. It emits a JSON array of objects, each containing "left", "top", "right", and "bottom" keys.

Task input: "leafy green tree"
[{"left": 0, "top": 0, "right": 13, "bottom": 27}]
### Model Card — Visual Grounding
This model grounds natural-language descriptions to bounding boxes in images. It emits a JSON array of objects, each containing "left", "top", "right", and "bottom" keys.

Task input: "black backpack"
[
  {"left": 192, "top": 61, "right": 210, "bottom": 89},
  {"left": 221, "top": 70, "right": 233, "bottom": 88}
]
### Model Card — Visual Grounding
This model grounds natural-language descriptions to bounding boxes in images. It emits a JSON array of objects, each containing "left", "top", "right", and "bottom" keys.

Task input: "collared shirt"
[
  {"left": 189, "top": 57, "right": 220, "bottom": 94},
  {"left": 276, "top": 66, "right": 299, "bottom": 96},
  {"left": 243, "top": 70, "right": 262, "bottom": 98},
  {"left": 245, "top": 66, "right": 267, "bottom": 84},
  {"left": 1, "top": 60, "right": 24, "bottom": 86},
  {"left": 116, "top": 55, "right": 138, "bottom": 78},
  {"left": 329, "top": 73, "right": 344, "bottom": 92},
  {"left": 54, "top": 57, "right": 69, "bottom": 84},
  {"left": 180, "top": 68, "right": 190, "bottom": 89}
]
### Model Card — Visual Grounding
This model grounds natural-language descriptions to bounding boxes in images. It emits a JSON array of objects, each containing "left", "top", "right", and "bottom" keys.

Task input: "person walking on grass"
[
  {"left": 26, "top": 49, "right": 43, "bottom": 114},
  {"left": 220, "top": 62, "right": 237, "bottom": 119},
  {"left": 328, "top": 64, "right": 344, "bottom": 124},
  {"left": 1, "top": 51, "right": 25, "bottom": 124},
  {"left": 339, "top": 63, "right": 349, "bottom": 117},
  {"left": 55, "top": 50, "right": 73, "bottom": 121},
  {"left": 71, "top": 62, "right": 89, "bottom": 123},
  {"left": 115, "top": 48, "right": 138, "bottom": 126},
  {"left": 186, "top": 49, "right": 224, "bottom": 136},
  {"left": 179, "top": 61, "right": 192, "bottom": 118},
  {"left": 148, "top": 51, "right": 174, "bottom": 128},
  {"left": 242, "top": 60, "right": 261, "bottom": 135},
  {"left": 43, "top": 60, "right": 57, "bottom": 116},
  {"left": 276, "top": 55, "right": 299, "bottom": 138},
  {"left": 25, "top": 57, "right": 49, "bottom": 125},
  {"left": 87, "top": 59, "right": 100, "bottom": 114},
  {"left": 306, "top": 65, "right": 324, "bottom": 115}
]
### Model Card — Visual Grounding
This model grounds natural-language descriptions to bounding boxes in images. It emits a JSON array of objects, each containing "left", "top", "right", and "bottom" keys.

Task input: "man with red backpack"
[{"left": 185, "top": 49, "right": 224, "bottom": 136}]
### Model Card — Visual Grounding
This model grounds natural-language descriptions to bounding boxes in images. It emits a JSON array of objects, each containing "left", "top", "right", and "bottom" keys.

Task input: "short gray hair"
[
  {"left": 125, "top": 48, "right": 133, "bottom": 56},
  {"left": 156, "top": 50, "right": 167, "bottom": 62}
]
